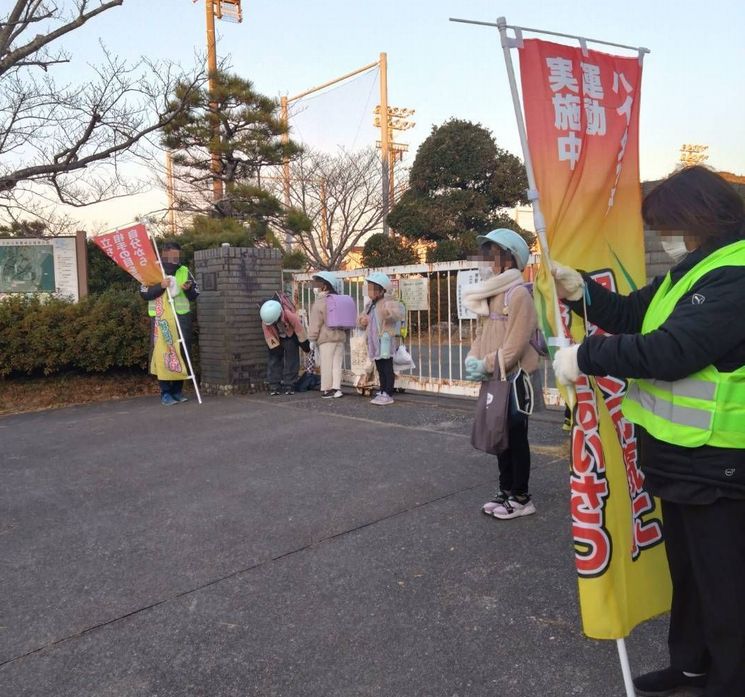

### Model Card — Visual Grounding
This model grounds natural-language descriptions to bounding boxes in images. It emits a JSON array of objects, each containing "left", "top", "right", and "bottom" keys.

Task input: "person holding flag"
[
  {"left": 552, "top": 166, "right": 745, "bottom": 697},
  {"left": 139, "top": 241, "right": 199, "bottom": 406}
]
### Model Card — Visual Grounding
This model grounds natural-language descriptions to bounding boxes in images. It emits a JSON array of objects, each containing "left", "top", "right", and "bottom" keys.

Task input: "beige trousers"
[{"left": 319, "top": 341, "right": 344, "bottom": 391}]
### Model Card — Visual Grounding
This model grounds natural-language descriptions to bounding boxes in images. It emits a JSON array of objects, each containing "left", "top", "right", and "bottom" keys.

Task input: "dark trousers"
[
  {"left": 267, "top": 337, "right": 300, "bottom": 390},
  {"left": 496, "top": 416, "right": 531, "bottom": 495},
  {"left": 662, "top": 498, "right": 745, "bottom": 696},
  {"left": 375, "top": 358, "right": 395, "bottom": 395},
  {"left": 151, "top": 314, "right": 192, "bottom": 397}
]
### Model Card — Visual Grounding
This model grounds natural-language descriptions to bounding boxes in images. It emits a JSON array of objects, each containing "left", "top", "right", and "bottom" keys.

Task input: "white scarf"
[{"left": 462, "top": 268, "right": 523, "bottom": 317}]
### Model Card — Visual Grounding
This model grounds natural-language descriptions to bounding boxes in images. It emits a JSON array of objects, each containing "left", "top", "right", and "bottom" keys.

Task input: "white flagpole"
[
  {"left": 616, "top": 638, "right": 637, "bottom": 697},
  {"left": 493, "top": 16, "right": 569, "bottom": 357},
  {"left": 148, "top": 229, "right": 203, "bottom": 405}
]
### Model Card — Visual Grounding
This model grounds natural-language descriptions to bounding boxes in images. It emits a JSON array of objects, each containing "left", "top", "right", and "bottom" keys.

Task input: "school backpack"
[
  {"left": 326, "top": 294, "right": 358, "bottom": 329},
  {"left": 504, "top": 284, "right": 549, "bottom": 357}
]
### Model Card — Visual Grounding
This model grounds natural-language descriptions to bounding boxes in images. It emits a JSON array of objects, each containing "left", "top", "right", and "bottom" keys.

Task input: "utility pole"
[
  {"left": 204, "top": 0, "right": 243, "bottom": 205},
  {"left": 165, "top": 151, "right": 177, "bottom": 235},
  {"left": 379, "top": 52, "right": 390, "bottom": 235},
  {"left": 281, "top": 95, "right": 290, "bottom": 211},
  {"left": 373, "top": 53, "right": 414, "bottom": 235}
]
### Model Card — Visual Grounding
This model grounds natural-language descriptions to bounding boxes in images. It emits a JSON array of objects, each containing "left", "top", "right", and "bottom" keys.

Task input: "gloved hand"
[
  {"left": 553, "top": 345, "right": 581, "bottom": 385},
  {"left": 465, "top": 356, "right": 490, "bottom": 381},
  {"left": 551, "top": 262, "right": 585, "bottom": 301},
  {"left": 309, "top": 340, "right": 318, "bottom": 354}
]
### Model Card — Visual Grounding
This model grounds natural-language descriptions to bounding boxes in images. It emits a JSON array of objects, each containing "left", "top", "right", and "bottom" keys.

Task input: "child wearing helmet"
[
  {"left": 463, "top": 228, "right": 539, "bottom": 519},
  {"left": 308, "top": 271, "right": 346, "bottom": 399},
  {"left": 260, "top": 295, "right": 309, "bottom": 396},
  {"left": 358, "top": 272, "right": 403, "bottom": 405}
]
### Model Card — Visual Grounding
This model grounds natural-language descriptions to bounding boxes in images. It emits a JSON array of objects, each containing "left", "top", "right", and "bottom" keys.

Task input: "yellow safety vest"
[
  {"left": 622, "top": 240, "right": 745, "bottom": 448},
  {"left": 148, "top": 266, "right": 191, "bottom": 316}
]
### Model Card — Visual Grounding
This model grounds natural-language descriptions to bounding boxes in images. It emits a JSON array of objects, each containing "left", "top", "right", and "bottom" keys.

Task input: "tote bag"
[{"left": 471, "top": 351, "right": 511, "bottom": 455}]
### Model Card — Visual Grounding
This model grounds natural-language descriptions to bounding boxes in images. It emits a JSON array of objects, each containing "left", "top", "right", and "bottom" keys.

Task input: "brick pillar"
[{"left": 194, "top": 246, "right": 283, "bottom": 394}]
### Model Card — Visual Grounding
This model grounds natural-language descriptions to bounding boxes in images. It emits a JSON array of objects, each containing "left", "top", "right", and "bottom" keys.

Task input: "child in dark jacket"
[{"left": 260, "top": 295, "right": 309, "bottom": 395}]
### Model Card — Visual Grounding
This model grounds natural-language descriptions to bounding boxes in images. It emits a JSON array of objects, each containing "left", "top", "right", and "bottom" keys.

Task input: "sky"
[{"left": 29, "top": 0, "right": 745, "bottom": 230}]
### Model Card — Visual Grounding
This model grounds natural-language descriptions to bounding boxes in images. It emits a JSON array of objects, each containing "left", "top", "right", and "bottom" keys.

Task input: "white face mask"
[
  {"left": 660, "top": 235, "right": 688, "bottom": 262},
  {"left": 478, "top": 261, "right": 494, "bottom": 281}
]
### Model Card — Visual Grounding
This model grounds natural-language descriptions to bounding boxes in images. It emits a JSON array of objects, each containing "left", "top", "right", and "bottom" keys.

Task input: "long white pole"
[
  {"left": 616, "top": 638, "right": 637, "bottom": 697},
  {"left": 494, "top": 17, "right": 569, "bottom": 358},
  {"left": 148, "top": 230, "right": 203, "bottom": 405}
]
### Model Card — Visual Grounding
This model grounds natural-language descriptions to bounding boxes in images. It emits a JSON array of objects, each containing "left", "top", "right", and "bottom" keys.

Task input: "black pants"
[
  {"left": 496, "top": 416, "right": 531, "bottom": 495},
  {"left": 151, "top": 314, "right": 192, "bottom": 397},
  {"left": 267, "top": 337, "right": 300, "bottom": 390},
  {"left": 662, "top": 498, "right": 745, "bottom": 696},
  {"left": 375, "top": 358, "right": 395, "bottom": 395}
]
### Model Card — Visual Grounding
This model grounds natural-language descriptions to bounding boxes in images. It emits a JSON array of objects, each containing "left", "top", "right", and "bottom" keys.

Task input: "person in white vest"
[{"left": 552, "top": 167, "right": 745, "bottom": 697}]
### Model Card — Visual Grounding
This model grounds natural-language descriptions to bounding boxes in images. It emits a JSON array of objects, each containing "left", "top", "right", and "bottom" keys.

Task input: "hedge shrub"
[{"left": 0, "top": 290, "right": 151, "bottom": 377}]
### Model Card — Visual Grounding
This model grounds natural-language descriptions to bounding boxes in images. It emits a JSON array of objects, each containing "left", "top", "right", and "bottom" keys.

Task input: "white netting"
[{"left": 287, "top": 68, "right": 380, "bottom": 154}]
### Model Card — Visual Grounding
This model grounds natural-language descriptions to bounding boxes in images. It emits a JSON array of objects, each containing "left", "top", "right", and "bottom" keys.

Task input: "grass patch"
[{"left": 0, "top": 371, "right": 159, "bottom": 416}]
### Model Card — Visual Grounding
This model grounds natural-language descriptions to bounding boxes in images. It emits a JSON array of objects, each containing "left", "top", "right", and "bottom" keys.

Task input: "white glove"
[
  {"left": 165, "top": 276, "right": 179, "bottom": 298},
  {"left": 551, "top": 262, "right": 585, "bottom": 301},
  {"left": 309, "top": 341, "right": 318, "bottom": 353},
  {"left": 553, "top": 345, "right": 581, "bottom": 385}
]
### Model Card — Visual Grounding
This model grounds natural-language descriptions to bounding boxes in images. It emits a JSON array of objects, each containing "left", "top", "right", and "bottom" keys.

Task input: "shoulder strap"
[{"left": 503, "top": 284, "right": 522, "bottom": 312}]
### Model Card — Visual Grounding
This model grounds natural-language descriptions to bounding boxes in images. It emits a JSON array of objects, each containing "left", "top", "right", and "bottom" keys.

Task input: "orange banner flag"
[
  {"left": 518, "top": 38, "right": 671, "bottom": 639},
  {"left": 92, "top": 223, "right": 163, "bottom": 286}
]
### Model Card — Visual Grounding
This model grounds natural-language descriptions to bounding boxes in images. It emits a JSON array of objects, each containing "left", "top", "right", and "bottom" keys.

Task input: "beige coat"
[
  {"left": 308, "top": 294, "right": 347, "bottom": 345},
  {"left": 467, "top": 284, "right": 539, "bottom": 376},
  {"left": 358, "top": 297, "right": 404, "bottom": 360}
]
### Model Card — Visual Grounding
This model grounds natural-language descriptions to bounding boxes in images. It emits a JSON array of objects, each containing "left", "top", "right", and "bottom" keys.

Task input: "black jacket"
[{"left": 568, "top": 238, "right": 745, "bottom": 503}]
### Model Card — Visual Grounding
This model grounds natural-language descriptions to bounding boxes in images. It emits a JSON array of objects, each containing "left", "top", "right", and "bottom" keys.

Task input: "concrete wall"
[{"left": 194, "top": 246, "right": 282, "bottom": 395}]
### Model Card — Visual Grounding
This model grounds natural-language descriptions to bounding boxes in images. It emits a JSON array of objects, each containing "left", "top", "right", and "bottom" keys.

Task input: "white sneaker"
[
  {"left": 492, "top": 496, "right": 536, "bottom": 520},
  {"left": 371, "top": 392, "right": 394, "bottom": 405},
  {"left": 482, "top": 490, "right": 510, "bottom": 515},
  {"left": 333, "top": 390, "right": 343, "bottom": 399}
]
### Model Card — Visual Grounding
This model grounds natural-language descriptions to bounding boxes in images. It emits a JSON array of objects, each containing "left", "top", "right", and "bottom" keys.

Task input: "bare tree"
[
  {"left": 279, "top": 147, "right": 404, "bottom": 270},
  {"left": 0, "top": 1, "right": 205, "bottom": 220}
]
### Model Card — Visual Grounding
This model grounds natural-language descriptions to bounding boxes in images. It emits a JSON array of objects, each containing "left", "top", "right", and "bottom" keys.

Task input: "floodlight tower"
[
  {"left": 679, "top": 144, "right": 709, "bottom": 168},
  {"left": 374, "top": 53, "right": 415, "bottom": 235},
  {"left": 205, "top": 0, "right": 242, "bottom": 203}
]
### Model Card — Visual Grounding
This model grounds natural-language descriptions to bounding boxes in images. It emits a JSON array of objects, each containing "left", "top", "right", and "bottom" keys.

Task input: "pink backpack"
[{"left": 326, "top": 294, "right": 357, "bottom": 329}]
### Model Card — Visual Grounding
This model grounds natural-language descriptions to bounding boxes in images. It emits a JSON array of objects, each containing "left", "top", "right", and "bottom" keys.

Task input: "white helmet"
[
  {"left": 312, "top": 271, "right": 340, "bottom": 293},
  {"left": 475, "top": 228, "right": 531, "bottom": 270},
  {"left": 260, "top": 299, "right": 282, "bottom": 325},
  {"left": 366, "top": 271, "right": 392, "bottom": 291}
]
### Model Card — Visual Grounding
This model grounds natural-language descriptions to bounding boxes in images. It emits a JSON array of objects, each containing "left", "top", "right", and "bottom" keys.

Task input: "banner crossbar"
[{"left": 449, "top": 17, "right": 650, "bottom": 55}]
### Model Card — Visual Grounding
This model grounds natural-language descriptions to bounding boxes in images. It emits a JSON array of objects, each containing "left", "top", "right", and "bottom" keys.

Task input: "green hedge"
[{"left": 0, "top": 290, "right": 151, "bottom": 377}]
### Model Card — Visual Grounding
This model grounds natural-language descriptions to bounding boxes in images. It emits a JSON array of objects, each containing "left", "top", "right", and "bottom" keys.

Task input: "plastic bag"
[{"left": 393, "top": 344, "right": 416, "bottom": 371}]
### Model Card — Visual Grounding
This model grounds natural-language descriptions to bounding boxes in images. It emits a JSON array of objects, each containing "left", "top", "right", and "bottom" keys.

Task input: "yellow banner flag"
[
  {"left": 518, "top": 38, "right": 671, "bottom": 639},
  {"left": 149, "top": 294, "right": 188, "bottom": 381}
]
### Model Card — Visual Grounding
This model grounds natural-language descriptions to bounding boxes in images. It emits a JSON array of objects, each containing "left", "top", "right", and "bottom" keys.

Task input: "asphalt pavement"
[{"left": 0, "top": 389, "right": 669, "bottom": 696}]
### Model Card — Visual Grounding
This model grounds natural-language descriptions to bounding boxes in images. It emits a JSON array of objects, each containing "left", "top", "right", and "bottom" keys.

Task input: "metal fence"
[{"left": 284, "top": 260, "right": 563, "bottom": 405}]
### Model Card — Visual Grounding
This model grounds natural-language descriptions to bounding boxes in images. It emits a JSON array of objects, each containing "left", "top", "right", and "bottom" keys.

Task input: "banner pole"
[
  {"left": 496, "top": 17, "right": 565, "bottom": 341},
  {"left": 149, "top": 230, "right": 203, "bottom": 405},
  {"left": 616, "top": 638, "right": 637, "bottom": 697},
  {"left": 495, "top": 16, "right": 575, "bottom": 405}
]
